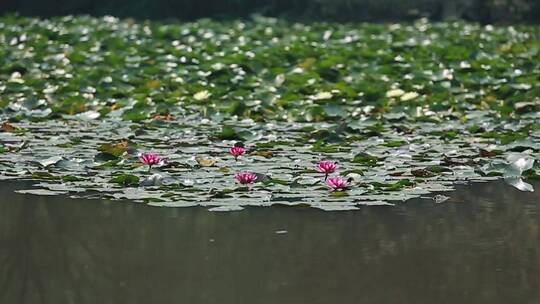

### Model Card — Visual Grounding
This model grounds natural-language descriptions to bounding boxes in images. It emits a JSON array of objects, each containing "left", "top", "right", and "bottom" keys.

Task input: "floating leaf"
[
  {"left": 1, "top": 122, "right": 24, "bottom": 133},
  {"left": 36, "top": 156, "right": 64, "bottom": 168},
  {"left": 140, "top": 174, "right": 163, "bottom": 187},
  {"left": 352, "top": 152, "right": 379, "bottom": 166},
  {"left": 16, "top": 189, "right": 67, "bottom": 196},
  {"left": 250, "top": 150, "right": 274, "bottom": 158},
  {"left": 195, "top": 156, "right": 217, "bottom": 167},
  {"left": 504, "top": 154, "right": 535, "bottom": 178},
  {"left": 433, "top": 194, "right": 450, "bottom": 204},
  {"left": 98, "top": 141, "right": 129, "bottom": 158},
  {"left": 110, "top": 174, "right": 140, "bottom": 187},
  {"left": 411, "top": 169, "right": 436, "bottom": 178},
  {"left": 504, "top": 177, "right": 534, "bottom": 192}
]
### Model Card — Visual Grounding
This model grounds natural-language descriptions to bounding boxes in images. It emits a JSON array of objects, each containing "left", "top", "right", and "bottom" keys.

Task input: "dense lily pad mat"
[{"left": 0, "top": 16, "right": 539, "bottom": 210}]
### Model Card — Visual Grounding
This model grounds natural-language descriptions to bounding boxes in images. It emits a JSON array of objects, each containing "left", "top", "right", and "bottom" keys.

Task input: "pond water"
[{"left": 1, "top": 180, "right": 539, "bottom": 304}]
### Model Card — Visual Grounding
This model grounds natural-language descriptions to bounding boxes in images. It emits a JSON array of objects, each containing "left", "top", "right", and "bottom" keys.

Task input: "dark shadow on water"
[{"left": 0, "top": 180, "right": 539, "bottom": 304}]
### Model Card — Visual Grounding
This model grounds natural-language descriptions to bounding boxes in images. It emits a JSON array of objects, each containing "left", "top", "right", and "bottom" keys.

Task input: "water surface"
[{"left": 1, "top": 181, "right": 539, "bottom": 304}]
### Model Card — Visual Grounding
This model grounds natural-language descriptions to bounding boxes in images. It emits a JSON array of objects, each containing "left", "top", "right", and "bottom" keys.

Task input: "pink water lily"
[
  {"left": 235, "top": 172, "right": 257, "bottom": 184},
  {"left": 229, "top": 146, "right": 246, "bottom": 161},
  {"left": 326, "top": 176, "right": 348, "bottom": 191},
  {"left": 316, "top": 161, "right": 337, "bottom": 180},
  {"left": 139, "top": 153, "right": 161, "bottom": 171}
]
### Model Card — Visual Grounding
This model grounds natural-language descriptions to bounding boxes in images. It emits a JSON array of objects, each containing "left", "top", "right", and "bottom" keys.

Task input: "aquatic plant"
[
  {"left": 326, "top": 176, "right": 348, "bottom": 191},
  {"left": 139, "top": 153, "right": 162, "bottom": 172},
  {"left": 316, "top": 161, "right": 337, "bottom": 180},
  {"left": 1, "top": 16, "right": 538, "bottom": 211},
  {"left": 229, "top": 146, "right": 246, "bottom": 161},
  {"left": 235, "top": 172, "right": 258, "bottom": 184}
]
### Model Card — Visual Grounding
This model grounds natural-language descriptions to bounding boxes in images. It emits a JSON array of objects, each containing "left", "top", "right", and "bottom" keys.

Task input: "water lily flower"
[
  {"left": 229, "top": 146, "right": 246, "bottom": 161},
  {"left": 139, "top": 153, "right": 161, "bottom": 171},
  {"left": 316, "top": 161, "right": 337, "bottom": 180},
  {"left": 326, "top": 176, "right": 348, "bottom": 191},
  {"left": 235, "top": 172, "right": 257, "bottom": 185}
]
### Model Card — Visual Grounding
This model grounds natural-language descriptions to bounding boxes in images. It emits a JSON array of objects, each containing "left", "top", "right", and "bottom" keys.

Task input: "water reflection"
[{"left": 1, "top": 181, "right": 539, "bottom": 304}]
